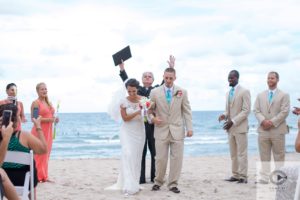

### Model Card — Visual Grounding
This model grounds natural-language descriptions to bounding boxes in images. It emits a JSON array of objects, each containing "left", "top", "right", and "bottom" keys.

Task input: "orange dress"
[{"left": 31, "top": 99, "right": 55, "bottom": 181}]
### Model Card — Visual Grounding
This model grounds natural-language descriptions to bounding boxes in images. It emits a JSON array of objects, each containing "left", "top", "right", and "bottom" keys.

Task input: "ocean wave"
[
  {"left": 53, "top": 140, "right": 121, "bottom": 149},
  {"left": 248, "top": 132, "right": 258, "bottom": 136},
  {"left": 83, "top": 139, "right": 120, "bottom": 144},
  {"left": 185, "top": 140, "right": 227, "bottom": 145}
]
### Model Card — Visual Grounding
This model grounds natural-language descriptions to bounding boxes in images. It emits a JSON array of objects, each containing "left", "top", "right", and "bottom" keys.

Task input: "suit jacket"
[
  {"left": 254, "top": 89, "right": 290, "bottom": 135},
  {"left": 119, "top": 70, "right": 162, "bottom": 98},
  {"left": 149, "top": 85, "right": 193, "bottom": 140},
  {"left": 224, "top": 85, "right": 251, "bottom": 134}
]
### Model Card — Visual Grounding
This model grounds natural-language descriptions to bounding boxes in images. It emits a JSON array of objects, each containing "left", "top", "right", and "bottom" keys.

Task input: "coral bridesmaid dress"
[{"left": 32, "top": 99, "right": 55, "bottom": 182}]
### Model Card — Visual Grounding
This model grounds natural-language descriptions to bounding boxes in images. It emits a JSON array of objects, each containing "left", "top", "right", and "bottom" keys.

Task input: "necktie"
[
  {"left": 166, "top": 89, "right": 172, "bottom": 104},
  {"left": 229, "top": 87, "right": 235, "bottom": 102},
  {"left": 269, "top": 91, "right": 273, "bottom": 103}
]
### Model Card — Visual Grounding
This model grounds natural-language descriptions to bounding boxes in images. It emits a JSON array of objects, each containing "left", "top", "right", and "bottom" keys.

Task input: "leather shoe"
[
  {"left": 237, "top": 179, "right": 247, "bottom": 184},
  {"left": 224, "top": 177, "right": 239, "bottom": 182},
  {"left": 169, "top": 187, "right": 180, "bottom": 193},
  {"left": 152, "top": 184, "right": 160, "bottom": 191}
]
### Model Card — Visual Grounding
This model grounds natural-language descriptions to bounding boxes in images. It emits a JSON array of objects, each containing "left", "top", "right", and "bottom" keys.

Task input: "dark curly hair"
[
  {"left": 0, "top": 103, "right": 18, "bottom": 141},
  {"left": 6, "top": 83, "right": 17, "bottom": 91},
  {"left": 125, "top": 78, "right": 140, "bottom": 89}
]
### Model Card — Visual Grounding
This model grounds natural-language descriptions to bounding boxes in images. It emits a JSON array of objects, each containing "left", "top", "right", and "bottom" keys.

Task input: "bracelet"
[{"left": 36, "top": 127, "right": 42, "bottom": 132}]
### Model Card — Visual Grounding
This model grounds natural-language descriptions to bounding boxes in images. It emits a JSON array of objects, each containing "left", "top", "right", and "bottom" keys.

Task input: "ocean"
[{"left": 22, "top": 112, "right": 299, "bottom": 159}]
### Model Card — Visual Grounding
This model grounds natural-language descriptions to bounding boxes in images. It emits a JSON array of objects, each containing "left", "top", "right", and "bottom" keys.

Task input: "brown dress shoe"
[
  {"left": 152, "top": 184, "right": 160, "bottom": 191},
  {"left": 169, "top": 187, "right": 180, "bottom": 193}
]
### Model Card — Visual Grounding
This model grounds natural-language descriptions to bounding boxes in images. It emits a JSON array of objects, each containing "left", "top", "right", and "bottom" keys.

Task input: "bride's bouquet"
[{"left": 139, "top": 97, "right": 153, "bottom": 123}]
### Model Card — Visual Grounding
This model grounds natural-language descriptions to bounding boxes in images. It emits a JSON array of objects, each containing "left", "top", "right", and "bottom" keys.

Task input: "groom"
[{"left": 149, "top": 67, "right": 193, "bottom": 193}]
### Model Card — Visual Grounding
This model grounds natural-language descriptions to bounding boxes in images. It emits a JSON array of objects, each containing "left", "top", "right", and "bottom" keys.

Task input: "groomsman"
[
  {"left": 218, "top": 70, "right": 251, "bottom": 184},
  {"left": 118, "top": 56, "right": 175, "bottom": 184},
  {"left": 254, "top": 71, "right": 290, "bottom": 184}
]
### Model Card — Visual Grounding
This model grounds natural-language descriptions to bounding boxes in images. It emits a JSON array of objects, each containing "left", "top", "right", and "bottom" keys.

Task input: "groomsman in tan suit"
[
  {"left": 149, "top": 67, "right": 193, "bottom": 194},
  {"left": 218, "top": 70, "right": 251, "bottom": 184},
  {"left": 254, "top": 71, "right": 290, "bottom": 184}
]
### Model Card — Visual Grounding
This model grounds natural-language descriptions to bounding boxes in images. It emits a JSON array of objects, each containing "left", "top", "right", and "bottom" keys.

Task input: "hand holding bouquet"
[{"left": 139, "top": 97, "right": 153, "bottom": 123}]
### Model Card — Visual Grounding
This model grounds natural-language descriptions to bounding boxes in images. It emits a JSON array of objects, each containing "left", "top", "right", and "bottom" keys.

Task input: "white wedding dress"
[{"left": 106, "top": 98, "right": 145, "bottom": 195}]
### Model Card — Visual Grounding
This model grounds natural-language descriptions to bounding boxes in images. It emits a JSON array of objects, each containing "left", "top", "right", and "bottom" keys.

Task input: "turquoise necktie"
[
  {"left": 166, "top": 89, "right": 172, "bottom": 104},
  {"left": 229, "top": 87, "right": 234, "bottom": 102},
  {"left": 269, "top": 91, "right": 273, "bottom": 103}
]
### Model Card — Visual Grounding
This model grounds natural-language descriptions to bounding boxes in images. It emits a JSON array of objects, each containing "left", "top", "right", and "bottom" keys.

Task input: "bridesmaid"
[
  {"left": 5, "top": 83, "right": 27, "bottom": 131},
  {"left": 31, "top": 82, "right": 59, "bottom": 182}
]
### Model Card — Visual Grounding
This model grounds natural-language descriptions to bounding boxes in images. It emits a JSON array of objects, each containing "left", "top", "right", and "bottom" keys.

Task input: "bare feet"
[{"left": 39, "top": 179, "right": 55, "bottom": 183}]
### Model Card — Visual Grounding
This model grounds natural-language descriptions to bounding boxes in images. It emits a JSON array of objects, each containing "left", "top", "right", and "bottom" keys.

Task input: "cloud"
[{"left": 0, "top": 0, "right": 299, "bottom": 112}]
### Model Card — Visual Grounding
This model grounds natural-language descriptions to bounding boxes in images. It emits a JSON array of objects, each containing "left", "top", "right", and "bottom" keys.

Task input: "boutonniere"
[{"left": 174, "top": 90, "right": 183, "bottom": 98}]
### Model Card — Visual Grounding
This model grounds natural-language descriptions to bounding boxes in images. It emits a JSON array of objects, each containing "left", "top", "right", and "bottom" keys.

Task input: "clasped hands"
[{"left": 261, "top": 120, "right": 274, "bottom": 130}]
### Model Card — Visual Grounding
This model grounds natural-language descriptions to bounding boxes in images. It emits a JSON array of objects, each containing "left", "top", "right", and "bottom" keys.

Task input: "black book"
[{"left": 112, "top": 45, "right": 132, "bottom": 66}]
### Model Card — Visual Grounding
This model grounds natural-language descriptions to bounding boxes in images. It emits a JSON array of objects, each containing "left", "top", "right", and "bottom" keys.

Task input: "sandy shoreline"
[{"left": 36, "top": 153, "right": 299, "bottom": 200}]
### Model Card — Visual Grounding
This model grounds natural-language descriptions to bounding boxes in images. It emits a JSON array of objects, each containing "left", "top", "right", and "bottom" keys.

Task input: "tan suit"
[
  {"left": 254, "top": 89, "right": 290, "bottom": 181},
  {"left": 150, "top": 85, "right": 192, "bottom": 188},
  {"left": 224, "top": 85, "right": 251, "bottom": 179}
]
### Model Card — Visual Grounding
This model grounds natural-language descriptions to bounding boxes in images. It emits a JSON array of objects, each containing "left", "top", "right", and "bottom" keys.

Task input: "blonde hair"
[{"left": 36, "top": 82, "right": 52, "bottom": 107}]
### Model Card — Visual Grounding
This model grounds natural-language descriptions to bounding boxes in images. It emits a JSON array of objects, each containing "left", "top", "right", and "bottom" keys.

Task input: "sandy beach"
[{"left": 36, "top": 153, "right": 299, "bottom": 200}]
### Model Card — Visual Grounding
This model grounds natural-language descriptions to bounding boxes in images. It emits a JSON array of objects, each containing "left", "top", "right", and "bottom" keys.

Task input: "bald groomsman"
[
  {"left": 254, "top": 71, "right": 290, "bottom": 184},
  {"left": 218, "top": 70, "right": 251, "bottom": 184}
]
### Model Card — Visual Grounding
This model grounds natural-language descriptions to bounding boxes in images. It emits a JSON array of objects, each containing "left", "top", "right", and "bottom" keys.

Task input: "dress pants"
[
  {"left": 228, "top": 132, "right": 248, "bottom": 179},
  {"left": 140, "top": 122, "right": 156, "bottom": 183},
  {"left": 154, "top": 133, "right": 184, "bottom": 188},
  {"left": 258, "top": 132, "right": 285, "bottom": 181}
]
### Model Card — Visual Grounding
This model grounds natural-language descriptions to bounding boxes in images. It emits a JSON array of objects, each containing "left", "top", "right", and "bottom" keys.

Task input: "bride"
[{"left": 106, "top": 78, "right": 145, "bottom": 195}]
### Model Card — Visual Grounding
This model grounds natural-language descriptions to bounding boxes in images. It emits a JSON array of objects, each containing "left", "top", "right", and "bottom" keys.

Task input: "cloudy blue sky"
[{"left": 0, "top": 0, "right": 299, "bottom": 113}]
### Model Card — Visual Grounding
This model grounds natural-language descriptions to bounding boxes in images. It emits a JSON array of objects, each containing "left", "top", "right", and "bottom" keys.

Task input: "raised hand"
[
  {"left": 167, "top": 55, "right": 175, "bottom": 68},
  {"left": 119, "top": 59, "right": 125, "bottom": 71},
  {"left": 1, "top": 122, "right": 14, "bottom": 138},
  {"left": 32, "top": 116, "right": 42, "bottom": 128}
]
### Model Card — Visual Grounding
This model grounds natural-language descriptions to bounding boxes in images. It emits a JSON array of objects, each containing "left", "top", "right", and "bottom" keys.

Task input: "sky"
[{"left": 0, "top": 0, "right": 299, "bottom": 113}]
